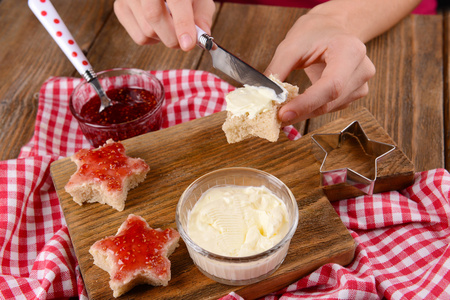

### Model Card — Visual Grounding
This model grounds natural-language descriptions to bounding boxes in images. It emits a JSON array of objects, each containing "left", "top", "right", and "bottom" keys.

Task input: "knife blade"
[{"left": 195, "top": 26, "right": 286, "bottom": 101}]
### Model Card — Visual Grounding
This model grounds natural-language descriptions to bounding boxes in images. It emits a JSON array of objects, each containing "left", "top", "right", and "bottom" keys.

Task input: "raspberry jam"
[
  {"left": 81, "top": 87, "right": 158, "bottom": 125},
  {"left": 95, "top": 215, "right": 180, "bottom": 281},
  {"left": 71, "top": 141, "right": 149, "bottom": 192},
  {"left": 75, "top": 86, "right": 163, "bottom": 148}
]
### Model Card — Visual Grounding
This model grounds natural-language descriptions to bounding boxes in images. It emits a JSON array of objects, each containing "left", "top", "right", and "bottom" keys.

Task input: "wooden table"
[{"left": 0, "top": 0, "right": 448, "bottom": 172}]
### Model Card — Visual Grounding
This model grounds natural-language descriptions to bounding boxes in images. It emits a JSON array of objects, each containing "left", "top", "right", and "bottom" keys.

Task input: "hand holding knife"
[{"left": 166, "top": 3, "right": 286, "bottom": 101}]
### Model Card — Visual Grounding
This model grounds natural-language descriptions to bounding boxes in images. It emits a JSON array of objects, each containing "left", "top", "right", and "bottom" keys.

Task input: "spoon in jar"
[{"left": 28, "top": 0, "right": 112, "bottom": 112}]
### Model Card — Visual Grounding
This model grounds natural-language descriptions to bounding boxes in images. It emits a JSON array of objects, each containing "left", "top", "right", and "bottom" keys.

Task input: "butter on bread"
[{"left": 222, "top": 76, "right": 299, "bottom": 143}]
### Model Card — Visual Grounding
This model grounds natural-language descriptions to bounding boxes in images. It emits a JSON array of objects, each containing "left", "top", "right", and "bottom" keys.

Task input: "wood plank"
[
  {"left": 197, "top": 3, "right": 310, "bottom": 133},
  {"left": 0, "top": 0, "right": 115, "bottom": 161},
  {"left": 50, "top": 108, "right": 414, "bottom": 299},
  {"left": 307, "top": 14, "right": 444, "bottom": 172},
  {"left": 444, "top": 11, "right": 450, "bottom": 170}
]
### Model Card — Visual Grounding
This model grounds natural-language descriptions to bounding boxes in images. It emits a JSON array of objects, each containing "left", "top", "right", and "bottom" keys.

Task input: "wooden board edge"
[{"left": 234, "top": 238, "right": 356, "bottom": 300}]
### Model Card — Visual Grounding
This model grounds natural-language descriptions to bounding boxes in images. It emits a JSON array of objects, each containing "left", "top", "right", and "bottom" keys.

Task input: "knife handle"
[
  {"left": 196, "top": 25, "right": 214, "bottom": 51},
  {"left": 196, "top": 25, "right": 208, "bottom": 42}
]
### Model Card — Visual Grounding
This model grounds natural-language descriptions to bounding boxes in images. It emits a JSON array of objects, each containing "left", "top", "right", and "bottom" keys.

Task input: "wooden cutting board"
[{"left": 50, "top": 107, "right": 414, "bottom": 299}]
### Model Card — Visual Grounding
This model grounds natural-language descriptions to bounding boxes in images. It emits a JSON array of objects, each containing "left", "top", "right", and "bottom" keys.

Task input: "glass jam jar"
[{"left": 70, "top": 68, "right": 165, "bottom": 147}]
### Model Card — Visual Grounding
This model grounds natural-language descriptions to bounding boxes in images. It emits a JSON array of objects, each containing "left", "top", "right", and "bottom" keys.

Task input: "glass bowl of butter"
[{"left": 176, "top": 167, "right": 298, "bottom": 285}]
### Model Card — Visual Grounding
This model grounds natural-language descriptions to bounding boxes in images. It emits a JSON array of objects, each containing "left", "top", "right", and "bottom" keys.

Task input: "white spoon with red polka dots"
[{"left": 28, "top": 0, "right": 112, "bottom": 112}]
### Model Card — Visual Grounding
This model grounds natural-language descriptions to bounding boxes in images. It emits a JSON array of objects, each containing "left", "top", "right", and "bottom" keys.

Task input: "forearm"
[{"left": 309, "top": 0, "right": 422, "bottom": 43}]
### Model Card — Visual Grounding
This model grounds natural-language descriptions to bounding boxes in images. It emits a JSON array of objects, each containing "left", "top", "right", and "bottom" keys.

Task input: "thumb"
[
  {"left": 264, "top": 40, "right": 303, "bottom": 81},
  {"left": 264, "top": 50, "right": 291, "bottom": 81}
]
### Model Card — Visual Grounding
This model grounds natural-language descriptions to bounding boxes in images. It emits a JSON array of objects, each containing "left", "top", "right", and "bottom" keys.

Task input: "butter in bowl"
[{"left": 176, "top": 167, "right": 299, "bottom": 285}]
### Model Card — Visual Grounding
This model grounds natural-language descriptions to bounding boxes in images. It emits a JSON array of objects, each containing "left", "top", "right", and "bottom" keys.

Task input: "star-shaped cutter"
[{"left": 310, "top": 121, "right": 396, "bottom": 195}]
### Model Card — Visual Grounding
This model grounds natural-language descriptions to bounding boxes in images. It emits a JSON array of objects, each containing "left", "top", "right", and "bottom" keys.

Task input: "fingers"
[
  {"left": 279, "top": 53, "right": 375, "bottom": 125},
  {"left": 167, "top": 0, "right": 215, "bottom": 50},
  {"left": 265, "top": 39, "right": 306, "bottom": 81},
  {"left": 286, "top": 82, "right": 369, "bottom": 125},
  {"left": 166, "top": 0, "right": 196, "bottom": 50},
  {"left": 115, "top": 0, "right": 176, "bottom": 46},
  {"left": 114, "top": 0, "right": 214, "bottom": 51},
  {"left": 308, "top": 37, "right": 367, "bottom": 106},
  {"left": 193, "top": 0, "right": 215, "bottom": 35},
  {"left": 114, "top": 0, "right": 158, "bottom": 45},
  {"left": 264, "top": 15, "right": 324, "bottom": 80}
]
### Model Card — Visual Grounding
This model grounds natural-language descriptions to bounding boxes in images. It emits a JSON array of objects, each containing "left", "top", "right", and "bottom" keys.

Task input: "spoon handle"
[{"left": 28, "top": 0, "right": 93, "bottom": 76}]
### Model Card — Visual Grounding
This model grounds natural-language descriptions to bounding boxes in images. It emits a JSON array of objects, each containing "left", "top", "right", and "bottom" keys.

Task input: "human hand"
[
  {"left": 265, "top": 11, "right": 376, "bottom": 126},
  {"left": 114, "top": 0, "right": 215, "bottom": 51}
]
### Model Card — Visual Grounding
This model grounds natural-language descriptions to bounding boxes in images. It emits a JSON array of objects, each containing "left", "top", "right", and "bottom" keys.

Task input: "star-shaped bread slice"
[
  {"left": 64, "top": 139, "right": 150, "bottom": 211},
  {"left": 89, "top": 214, "right": 180, "bottom": 298}
]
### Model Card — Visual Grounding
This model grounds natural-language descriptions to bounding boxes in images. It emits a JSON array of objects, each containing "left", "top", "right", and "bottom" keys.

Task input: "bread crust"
[
  {"left": 64, "top": 140, "right": 150, "bottom": 211},
  {"left": 89, "top": 214, "right": 180, "bottom": 297}
]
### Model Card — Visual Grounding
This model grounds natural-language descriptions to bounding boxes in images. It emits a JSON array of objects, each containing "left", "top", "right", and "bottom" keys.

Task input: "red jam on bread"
[
  {"left": 89, "top": 214, "right": 180, "bottom": 298},
  {"left": 64, "top": 140, "right": 150, "bottom": 211}
]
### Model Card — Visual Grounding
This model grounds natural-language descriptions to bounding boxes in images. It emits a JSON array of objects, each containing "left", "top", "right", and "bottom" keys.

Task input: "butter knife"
[{"left": 195, "top": 26, "right": 286, "bottom": 100}]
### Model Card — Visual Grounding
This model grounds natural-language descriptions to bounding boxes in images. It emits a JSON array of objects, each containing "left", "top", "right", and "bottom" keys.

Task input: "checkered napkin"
[{"left": 0, "top": 69, "right": 448, "bottom": 300}]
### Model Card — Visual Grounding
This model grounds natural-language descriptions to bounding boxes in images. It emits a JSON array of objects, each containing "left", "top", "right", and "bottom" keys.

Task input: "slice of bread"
[
  {"left": 222, "top": 77, "right": 299, "bottom": 143},
  {"left": 64, "top": 139, "right": 150, "bottom": 211},
  {"left": 89, "top": 214, "right": 180, "bottom": 297}
]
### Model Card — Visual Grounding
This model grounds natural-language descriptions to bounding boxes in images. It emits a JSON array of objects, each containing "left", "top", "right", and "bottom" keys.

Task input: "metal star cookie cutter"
[{"left": 310, "top": 121, "right": 396, "bottom": 196}]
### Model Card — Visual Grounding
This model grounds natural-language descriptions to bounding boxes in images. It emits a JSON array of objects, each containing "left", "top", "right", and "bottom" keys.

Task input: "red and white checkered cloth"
[{"left": 0, "top": 70, "right": 448, "bottom": 299}]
